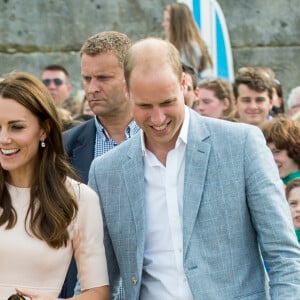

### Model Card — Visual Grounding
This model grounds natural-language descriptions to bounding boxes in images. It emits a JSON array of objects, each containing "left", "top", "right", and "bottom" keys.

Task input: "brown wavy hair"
[
  {"left": 233, "top": 66, "right": 273, "bottom": 100},
  {"left": 0, "top": 72, "right": 78, "bottom": 248},
  {"left": 261, "top": 116, "right": 300, "bottom": 168},
  {"left": 166, "top": 3, "right": 213, "bottom": 73}
]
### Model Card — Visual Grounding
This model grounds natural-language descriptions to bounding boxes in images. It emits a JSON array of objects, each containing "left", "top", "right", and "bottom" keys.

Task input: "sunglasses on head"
[{"left": 42, "top": 78, "right": 64, "bottom": 86}]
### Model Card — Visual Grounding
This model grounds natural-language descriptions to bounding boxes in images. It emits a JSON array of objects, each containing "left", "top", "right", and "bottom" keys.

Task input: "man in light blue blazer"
[{"left": 89, "top": 38, "right": 300, "bottom": 299}]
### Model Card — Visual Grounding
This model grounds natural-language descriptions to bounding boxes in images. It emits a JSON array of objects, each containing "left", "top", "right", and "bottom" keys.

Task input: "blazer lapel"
[
  {"left": 183, "top": 111, "right": 211, "bottom": 256},
  {"left": 72, "top": 120, "right": 96, "bottom": 182},
  {"left": 122, "top": 134, "right": 146, "bottom": 269}
]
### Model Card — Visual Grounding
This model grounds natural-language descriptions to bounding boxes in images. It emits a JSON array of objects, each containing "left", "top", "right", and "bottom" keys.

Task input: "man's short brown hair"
[
  {"left": 80, "top": 31, "right": 132, "bottom": 66},
  {"left": 233, "top": 66, "right": 273, "bottom": 100}
]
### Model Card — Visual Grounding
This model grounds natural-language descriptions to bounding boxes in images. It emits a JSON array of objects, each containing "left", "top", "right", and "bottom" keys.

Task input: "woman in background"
[
  {"left": 0, "top": 72, "right": 109, "bottom": 299},
  {"left": 163, "top": 2, "right": 213, "bottom": 79},
  {"left": 270, "top": 78, "right": 285, "bottom": 116},
  {"left": 262, "top": 116, "right": 300, "bottom": 186},
  {"left": 193, "top": 78, "right": 234, "bottom": 119}
]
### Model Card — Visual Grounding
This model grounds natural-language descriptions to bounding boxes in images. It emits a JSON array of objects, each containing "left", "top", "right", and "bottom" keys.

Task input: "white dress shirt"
[{"left": 140, "top": 107, "right": 193, "bottom": 299}]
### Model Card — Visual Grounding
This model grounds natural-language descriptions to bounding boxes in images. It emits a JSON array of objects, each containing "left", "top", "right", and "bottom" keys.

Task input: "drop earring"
[{"left": 41, "top": 140, "right": 46, "bottom": 148}]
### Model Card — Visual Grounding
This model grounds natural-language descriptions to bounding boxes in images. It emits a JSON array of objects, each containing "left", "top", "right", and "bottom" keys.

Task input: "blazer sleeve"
[{"left": 243, "top": 126, "right": 300, "bottom": 298}]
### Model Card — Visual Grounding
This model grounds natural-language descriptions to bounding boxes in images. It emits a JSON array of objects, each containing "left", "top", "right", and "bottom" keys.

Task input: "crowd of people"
[{"left": 1, "top": 2, "right": 300, "bottom": 300}]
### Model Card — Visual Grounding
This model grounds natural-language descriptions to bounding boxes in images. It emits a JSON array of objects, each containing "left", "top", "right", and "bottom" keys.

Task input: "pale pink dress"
[{"left": 0, "top": 178, "right": 108, "bottom": 298}]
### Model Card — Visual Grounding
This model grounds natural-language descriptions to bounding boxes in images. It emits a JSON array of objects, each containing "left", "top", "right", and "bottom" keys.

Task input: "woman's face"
[
  {"left": 0, "top": 96, "right": 46, "bottom": 186},
  {"left": 267, "top": 142, "right": 299, "bottom": 178},
  {"left": 162, "top": 8, "right": 170, "bottom": 38},
  {"left": 193, "top": 88, "right": 228, "bottom": 118}
]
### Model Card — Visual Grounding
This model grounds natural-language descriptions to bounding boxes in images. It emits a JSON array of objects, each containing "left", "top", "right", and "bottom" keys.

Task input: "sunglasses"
[{"left": 42, "top": 78, "right": 64, "bottom": 86}]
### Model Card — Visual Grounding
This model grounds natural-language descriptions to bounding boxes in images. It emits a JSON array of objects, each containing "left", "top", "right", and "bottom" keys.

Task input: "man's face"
[
  {"left": 41, "top": 70, "right": 71, "bottom": 105},
  {"left": 129, "top": 65, "right": 185, "bottom": 153},
  {"left": 81, "top": 52, "right": 128, "bottom": 118},
  {"left": 235, "top": 84, "right": 272, "bottom": 127},
  {"left": 183, "top": 73, "right": 195, "bottom": 107}
]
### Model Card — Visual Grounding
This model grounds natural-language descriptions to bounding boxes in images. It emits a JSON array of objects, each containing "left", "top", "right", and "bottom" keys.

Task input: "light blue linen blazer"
[{"left": 89, "top": 109, "right": 300, "bottom": 300}]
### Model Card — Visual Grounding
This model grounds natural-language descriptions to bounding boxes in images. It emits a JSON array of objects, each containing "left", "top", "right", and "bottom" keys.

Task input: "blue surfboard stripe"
[
  {"left": 193, "top": 0, "right": 201, "bottom": 29},
  {"left": 216, "top": 12, "right": 229, "bottom": 78},
  {"left": 181, "top": 0, "right": 233, "bottom": 81}
]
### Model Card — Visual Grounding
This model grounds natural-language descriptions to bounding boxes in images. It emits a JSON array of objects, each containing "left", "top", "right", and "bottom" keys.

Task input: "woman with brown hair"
[
  {"left": 163, "top": 2, "right": 213, "bottom": 79},
  {"left": 193, "top": 78, "right": 234, "bottom": 118},
  {"left": 0, "top": 72, "right": 109, "bottom": 299},
  {"left": 262, "top": 116, "right": 300, "bottom": 186}
]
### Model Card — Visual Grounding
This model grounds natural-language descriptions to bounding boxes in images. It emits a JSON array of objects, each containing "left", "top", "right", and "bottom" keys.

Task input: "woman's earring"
[{"left": 41, "top": 140, "right": 46, "bottom": 148}]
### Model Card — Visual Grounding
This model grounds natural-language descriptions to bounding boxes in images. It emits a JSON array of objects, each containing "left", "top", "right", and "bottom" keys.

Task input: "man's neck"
[{"left": 97, "top": 113, "right": 134, "bottom": 144}]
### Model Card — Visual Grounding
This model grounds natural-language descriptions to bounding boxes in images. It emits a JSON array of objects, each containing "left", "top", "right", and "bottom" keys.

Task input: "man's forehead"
[{"left": 42, "top": 70, "right": 66, "bottom": 78}]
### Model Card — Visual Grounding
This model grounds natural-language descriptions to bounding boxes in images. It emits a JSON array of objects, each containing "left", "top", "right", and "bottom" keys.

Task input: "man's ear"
[
  {"left": 67, "top": 83, "right": 72, "bottom": 93},
  {"left": 123, "top": 79, "right": 130, "bottom": 98},
  {"left": 222, "top": 98, "right": 230, "bottom": 110},
  {"left": 194, "top": 86, "right": 200, "bottom": 97},
  {"left": 181, "top": 72, "right": 187, "bottom": 90}
]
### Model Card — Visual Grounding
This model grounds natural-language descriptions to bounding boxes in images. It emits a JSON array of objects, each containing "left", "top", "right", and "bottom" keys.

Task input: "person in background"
[
  {"left": 182, "top": 63, "right": 198, "bottom": 107},
  {"left": 64, "top": 31, "right": 139, "bottom": 299},
  {"left": 41, "top": 64, "right": 72, "bottom": 107},
  {"left": 57, "top": 107, "right": 82, "bottom": 131},
  {"left": 261, "top": 116, "right": 300, "bottom": 186},
  {"left": 81, "top": 96, "right": 94, "bottom": 116},
  {"left": 0, "top": 72, "right": 109, "bottom": 299},
  {"left": 89, "top": 37, "right": 300, "bottom": 299},
  {"left": 163, "top": 2, "right": 213, "bottom": 79},
  {"left": 63, "top": 30, "right": 139, "bottom": 183},
  {"left": 231, "top": 66, "right": 273, "bottom": 128},
  {"left": 270, "top": 78, "right": 285, "bottom": 116},
  {"left": 287, "top": 86, "right": 300, "bottom": 117},
  {"left": 291, "top": 110, "right": 300, "bottom": 125},
  {"left": 285, "top": 178, "right": 300, "bottom": 243},
  {"left": 72, "top": 96, "right": 95, "bottom": 123},
  {"left": 193, "top": 78, "right": 234, "bottom": 119}
]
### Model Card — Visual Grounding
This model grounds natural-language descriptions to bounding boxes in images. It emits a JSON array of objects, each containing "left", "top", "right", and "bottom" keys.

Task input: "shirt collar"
[{"left": 94, "top": 116, "right": 139, "bottom": 141}]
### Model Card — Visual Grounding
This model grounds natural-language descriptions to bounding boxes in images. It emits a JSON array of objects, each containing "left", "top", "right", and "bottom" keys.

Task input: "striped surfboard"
[{"left": 179, "top": 0, "right": 234, "bottom": 81}]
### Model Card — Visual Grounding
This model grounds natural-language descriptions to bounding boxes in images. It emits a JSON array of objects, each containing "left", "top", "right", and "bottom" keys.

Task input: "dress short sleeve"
[{"left": 68, "top": 179, "right": 109, "bottom": 290}]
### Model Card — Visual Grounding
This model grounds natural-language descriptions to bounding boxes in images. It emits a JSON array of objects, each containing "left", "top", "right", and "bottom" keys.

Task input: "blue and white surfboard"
[{"left": 179, "top": 0, "right": 234, "bottom": 82}]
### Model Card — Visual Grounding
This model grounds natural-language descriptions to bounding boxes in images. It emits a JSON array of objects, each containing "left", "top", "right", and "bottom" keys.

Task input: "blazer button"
[{"left": 131, "top": 276, "right": 138, "bottom": 285}]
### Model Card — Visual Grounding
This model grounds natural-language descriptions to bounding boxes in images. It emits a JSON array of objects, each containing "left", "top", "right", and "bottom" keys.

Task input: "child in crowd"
[{"left": 285, "top": 178, "right": 300, "bottom": 243}]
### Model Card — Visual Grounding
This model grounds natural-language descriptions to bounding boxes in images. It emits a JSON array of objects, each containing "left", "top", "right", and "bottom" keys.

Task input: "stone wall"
[
  {"left": 218, "top": 0, "right": 300, "bottom": 99},
  {"left": 1, "top": 0, "right": 299, "bottom": 100},
  {"left": 0, "top": 0, "right": 173, "bottom": 95}
]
